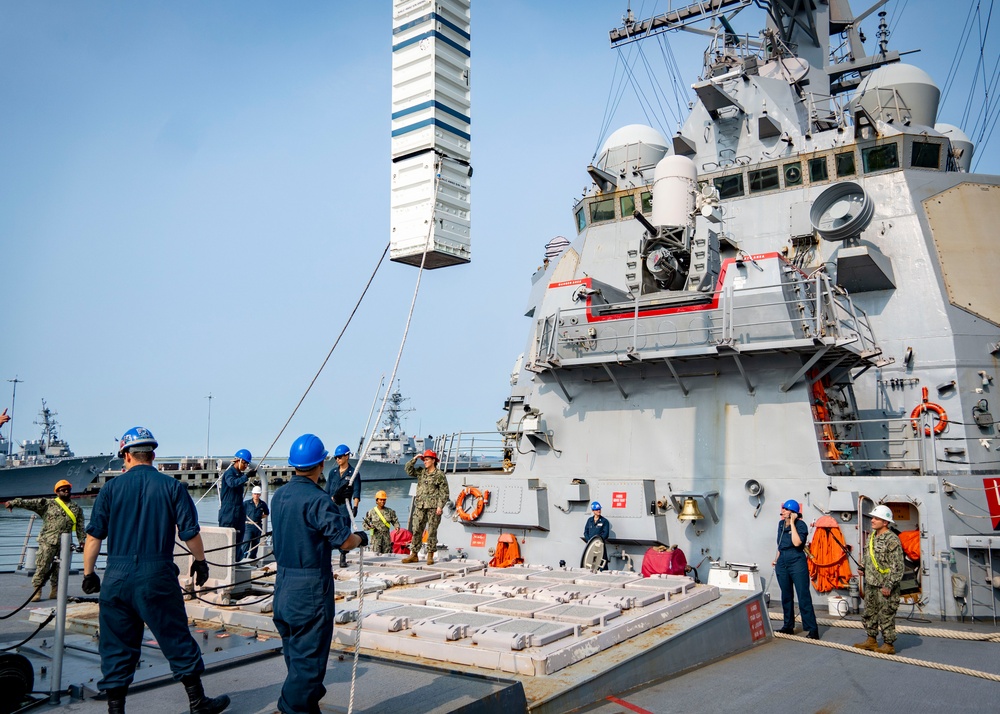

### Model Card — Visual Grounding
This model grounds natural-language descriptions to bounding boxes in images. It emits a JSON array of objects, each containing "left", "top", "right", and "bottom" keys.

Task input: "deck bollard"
[{"left": 49, "top": 532, "right": 71, "bottom": 704}]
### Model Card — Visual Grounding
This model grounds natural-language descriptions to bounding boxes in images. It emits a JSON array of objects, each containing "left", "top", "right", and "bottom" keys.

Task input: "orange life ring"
[
  {"left": 456, "top": 487, "right": 490, "bottom": 521},
  {"left": 910, "top": 386, "right": 947, "bottom": 436}
]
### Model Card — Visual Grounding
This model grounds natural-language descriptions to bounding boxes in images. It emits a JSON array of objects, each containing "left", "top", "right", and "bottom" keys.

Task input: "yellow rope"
[{"left": 772, "top": 632, "right": 1000, "bottom": 682}]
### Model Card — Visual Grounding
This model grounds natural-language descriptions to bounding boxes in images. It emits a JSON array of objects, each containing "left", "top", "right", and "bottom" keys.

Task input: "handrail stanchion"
[
  {"left": 18, "top": 514, "right": 37, "bottom": 570},
  {"left": 50, "top": 532, "right": 71, "bottom": 704}
]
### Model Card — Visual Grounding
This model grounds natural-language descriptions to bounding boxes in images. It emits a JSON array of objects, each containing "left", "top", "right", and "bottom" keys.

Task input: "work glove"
[
  {"left": 190, "top": 559, "right": 210, "bottom": 586},
  {"left": 247, "top": 468, "right": 258, "bottom": 480},
  {"left": 332, "top": 482, "right": 353, "bottom": 506},
  {"left": 82, "top": 573, "right": 101, "bottom": 594},
  {"left": 353, "top": 531, "right": 369, "bottom": 548}
]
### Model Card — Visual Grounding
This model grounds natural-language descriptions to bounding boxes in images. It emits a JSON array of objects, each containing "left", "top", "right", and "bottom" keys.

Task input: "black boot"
[
  {"left": 106, "top": 686, "right": 128, "bottom": 714},
  {"left": 181, "top": 675, "right": 230, "bottom": 714},
  {"left": 339, "top": 551, "right": 348, "bottom": 568}
]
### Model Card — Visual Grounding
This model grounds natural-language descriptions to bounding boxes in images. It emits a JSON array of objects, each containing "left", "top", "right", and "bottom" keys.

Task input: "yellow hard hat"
[
  {"left": 54, "top": 480, "right": 72, "bottom": 493},
  {"left": 375, "top": 490, "right": 388, "bottom": 500}
]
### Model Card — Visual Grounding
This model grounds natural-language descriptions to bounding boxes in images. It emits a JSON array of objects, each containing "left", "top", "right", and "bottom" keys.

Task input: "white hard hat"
[
  {"left": 866, "top": 504, "right": 894, "bottom": 523},
  {"left": 252, "top": 485, "right": 262, "bottom": 495}
]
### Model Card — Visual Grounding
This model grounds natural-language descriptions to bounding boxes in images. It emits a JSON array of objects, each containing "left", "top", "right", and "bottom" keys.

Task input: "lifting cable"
[{"left": 0, "top": 612, "right": 55, "bottom": 652}]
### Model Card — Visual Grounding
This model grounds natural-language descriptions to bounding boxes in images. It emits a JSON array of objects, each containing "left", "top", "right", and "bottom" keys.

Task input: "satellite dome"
[
  {"left": 852, "top": 64, "right": 940, "bottom": 127},
  {"left": 934, "top": 123, "right": 974, "bottom": 172},
  {"left": 595, "top": 124, "right": 669, "bottom": 179}
]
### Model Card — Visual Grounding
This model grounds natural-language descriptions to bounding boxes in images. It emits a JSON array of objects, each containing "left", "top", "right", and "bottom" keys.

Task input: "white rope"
[
  {"left": 772, "top": 632, "right": 1000, "bottom": 682},
  {"left": 345, "top": 155, "right": 443, "bottom": 714},
  {"left": 768, "top": 611, "right": 1000, "bottom": 641}
]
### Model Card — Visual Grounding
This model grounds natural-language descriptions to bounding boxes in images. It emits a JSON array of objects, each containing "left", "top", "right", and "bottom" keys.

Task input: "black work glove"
[
  {"left": 82, "top": 573, "right": 101, "bottom": 594},
  {"left": 353, "top": 531, "right": 369, "bottom": 548},
  {"left": 190, "top": 559, "right": 210, "bottom": 586},
  {"left": 332, "top": 482, "right": 353, "bottom": 506}
]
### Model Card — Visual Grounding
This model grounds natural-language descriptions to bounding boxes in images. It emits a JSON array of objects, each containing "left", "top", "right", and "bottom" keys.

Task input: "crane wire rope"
[{"left": 940, "top": 0, "right": 977, "bottom": 107}]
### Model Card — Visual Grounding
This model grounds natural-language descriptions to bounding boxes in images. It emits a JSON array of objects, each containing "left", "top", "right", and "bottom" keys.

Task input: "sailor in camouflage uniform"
[
  {"left": 362, "top": 490, "right": 399, "bottom": 555},
  {"left": 854, "top": 504, "right": 904, "bottom": 654},
  {"left": 4, "top": 479, "right": 85, "bottom": 601},
  {"left": 401, "top": 449, "right": 450, "bottom": 565}
]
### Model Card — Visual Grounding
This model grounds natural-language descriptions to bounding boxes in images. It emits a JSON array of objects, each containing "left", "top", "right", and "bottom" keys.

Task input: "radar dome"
[
  {"left": 596, "top": 124, "right": 669, "bottom": 178},
  {"left": 852, "top": 64, "right": 940, "bottom": 128},
  {"left": 934, "top": 123, "right": 974, "bottom": 172}
]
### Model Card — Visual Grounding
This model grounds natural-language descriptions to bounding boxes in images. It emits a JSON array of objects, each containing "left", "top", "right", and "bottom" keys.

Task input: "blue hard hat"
[
  {"left": 781, "top": 499, "right": 801, "bottom": 514},
  {"left": 333, "top": 444, "right": 351, "bottom": 458},
  {"left": 119, "top": 426, "right": 158, "bottom": 458},
  {"left": 234, "top": 448, "right": 252, "bottom": 463},
  {"left": 591, "top": 501, "right": 602, "bottom": 511},
  {"left": 288, "top": 434, "right": 328, "bottom": 469}
]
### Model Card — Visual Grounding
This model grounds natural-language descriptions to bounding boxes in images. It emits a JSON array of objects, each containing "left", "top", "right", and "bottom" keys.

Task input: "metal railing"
[{"left": 433, "top": 431, "right": 510, "bottom": 473}]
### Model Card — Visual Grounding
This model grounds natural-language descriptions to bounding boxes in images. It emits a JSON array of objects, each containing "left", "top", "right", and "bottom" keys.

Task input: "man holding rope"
[
  {"left": 81, "top": 426, "right": 230, "bottom": 714},
  {"left": 324, "top": 443, "right": 361, "bottom": 568},
  {"left": 271, "top": 433, "right": 367, "bottom": 714},
  {"left": 218, "top": 448, "right": 255, "bottom": 557},
  {"left": 242, "top": 485, "right": 269, "bottom": 560}
]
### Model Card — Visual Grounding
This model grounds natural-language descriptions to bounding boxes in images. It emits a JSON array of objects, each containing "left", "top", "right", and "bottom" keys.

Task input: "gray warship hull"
[{"left": 0, "top": 455, "right": 114, "bottom": 500}]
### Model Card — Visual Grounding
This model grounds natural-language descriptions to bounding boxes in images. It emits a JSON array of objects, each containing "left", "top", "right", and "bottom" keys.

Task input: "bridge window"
[
  {"left": 809, "top": 156, "right": 829, "bottom": 182},
  {"left": 783, "top": 162, "right": 803, "bottom": 186},
  {"left": 863, "top": 143, "right": 899, "bottom": 173},
  {"left": 640, "top": 191, "right": 653, "bottom": 214},
  {"left": 590, "top": 197, "right": 615, "bottom": 223},
  {"left": 576, "top": 207, "right": 586, "bottom": 233},
  {"left": 911, "top": 141, "right": 941, "bottom": 169},
  {"left": 714, "top": 173, "right": 744, "bottom": 199},
  {"left": 835, "top": 151, "right": 856, "bottom": 177},
  {"left": 620, "top": 194, "right": 636, "bottom": 217},
  {"left": 749, "top": 166, "right": 780, "bottom": 193}
]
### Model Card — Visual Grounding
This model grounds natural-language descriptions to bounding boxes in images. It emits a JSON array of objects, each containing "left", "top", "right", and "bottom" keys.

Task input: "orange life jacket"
[
  {"left": 488, "top": 533, "right": 524, "bottom": 568},
  {"left": 807, "top": 515, "right": 854, "bottom": 592},
  {"left": 898, "top": 529, "right": 921, "bottom": 561}
]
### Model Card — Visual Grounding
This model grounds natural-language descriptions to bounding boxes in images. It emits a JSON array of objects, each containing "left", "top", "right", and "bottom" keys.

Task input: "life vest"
[
  {"left": 391, "top": 528, "right": 413, "bottom": 555},
  {"left": 488, "top": 533, "right": 523, "bottom": 568},
  {"left": 807, "top": 515, "right": 854, "bottom": 592},
  {"left": 641, "top": 546, "right": 688, "bottom": 577},
  {"left": 898, "top": 529, "right": 921, "bottom": 561},
  {"left": 810, "top": 373, "right": 842, "bottom": 463}
]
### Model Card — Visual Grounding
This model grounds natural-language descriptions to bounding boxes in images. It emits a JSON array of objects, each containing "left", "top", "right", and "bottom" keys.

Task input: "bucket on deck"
[{"left": 827, "top": 594, "right": 848, "bottom": 616}]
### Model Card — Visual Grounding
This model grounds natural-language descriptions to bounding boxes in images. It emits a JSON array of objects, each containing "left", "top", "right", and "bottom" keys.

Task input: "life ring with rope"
[
  {"left": 910, "top": 386, "right": 947, "bottom": 436},
  {"left": 455, "top": 487, "right": 490, "bottom": 521}
]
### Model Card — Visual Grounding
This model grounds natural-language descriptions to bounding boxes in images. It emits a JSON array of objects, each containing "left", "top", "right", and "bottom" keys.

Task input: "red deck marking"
[{"left": 605, "top": 695, "right": 654, "bottom": 714}]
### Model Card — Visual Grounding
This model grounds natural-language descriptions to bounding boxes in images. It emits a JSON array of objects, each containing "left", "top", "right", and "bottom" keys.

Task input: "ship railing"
[
  {"left": 433, "top": 431, "right": 510, "bottom": 474},
  {"left": 530, "top": 272, "right": 880, "bottom": 370}
]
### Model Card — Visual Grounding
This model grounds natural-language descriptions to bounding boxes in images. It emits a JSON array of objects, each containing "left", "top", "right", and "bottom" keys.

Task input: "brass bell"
[{"left": 677, "top": 497, "right": 705, "bottom": 521}]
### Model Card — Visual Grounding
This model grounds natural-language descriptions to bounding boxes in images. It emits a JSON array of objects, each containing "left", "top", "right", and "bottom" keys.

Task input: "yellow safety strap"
[
  {"left": 55, "top": 498, "right": 77, "bottom": 528},
  {"left": 868, "top": 532, "right": 890, "bottom": 574},
  {"left": 373, "top": 506, "right": 392, "bottom": 530}
]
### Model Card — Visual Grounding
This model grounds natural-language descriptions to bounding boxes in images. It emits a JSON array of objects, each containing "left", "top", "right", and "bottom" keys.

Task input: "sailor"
[
  {"left": 271, "top": 434, "right": 367, "bottom": 714},
  {"left": 241, "top": 485, "right": 270, "bottom": 561},
  {"left": 324, "top": 443, "right": 361, "bottom": 568},
  {"left": 218, "top": 448, "right": 255, "bottom": 558},
  {"left": 81, "top": 427, "right": 230, "bottom": 714},
  {"left": 583, "top": 501, "right": 611, "bottom": 570},
  {"left": 362, "top": 490, "right": 400, "bottom": 555},
  {"left": 401, "top": 449, "right": 450, "bottom": 565},
  {"left": 4, "top": 478, "right": 85, "bottom": 601},
  {"left": 772, "top": 499, "right": 819, "bottom": 639},
  {"left": 854, "top": 504, "right": 904, "bottom": 654}
]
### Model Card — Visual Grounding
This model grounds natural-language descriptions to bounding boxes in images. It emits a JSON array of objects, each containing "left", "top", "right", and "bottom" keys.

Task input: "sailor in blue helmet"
[
  {"left": 583, "top": 501, "right": 611, "bottom": 570},
  {"left": 81, "top": 427, "right": 230, "bottom": 714},
  {"left": 771, "top": 499, "right": 819, "bottom": 639},
  {"left": 218, "top": 448, "right": 255, "bottom": 558},
  {"left": 271, "top": 434, "right": 367, "bottom": 714},
  {"left": 324, "top": 443, "right": 361, "bottom": 568}
]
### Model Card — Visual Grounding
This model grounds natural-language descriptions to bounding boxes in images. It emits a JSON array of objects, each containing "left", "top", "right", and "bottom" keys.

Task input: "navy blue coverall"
[
  {"left": 775, "top": 518, "right": 818, "bottom": 635},
  {"left": 272, "top": 475, "right": 352, "bottom": 714},
  {"left": 583, "top": 514, "right": 611, "bottom": 570},
  {"left": 86, "top": 464, "right": 206, "bottom": 690},
  {"left": 218, "top": 464, "right": 248, "bottom": 549},
  {"left": 324, "top": 463, "right": 361, "bottom": 516},
  {"left": 241, "top": 497, "right": 269, "bottom": 560}
]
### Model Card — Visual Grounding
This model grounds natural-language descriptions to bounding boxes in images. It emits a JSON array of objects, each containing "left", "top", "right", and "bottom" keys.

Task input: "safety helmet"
[
  {"left": 591, "top": 501, "right": 602, "bottom": 511},
  {"left": 866, "top": 504, "right": 895, "bottom": 524},
  {"left": 234, "top": 448, "right": 252, "bottom": 463},
  {"left": 119, "top": 426, "right": 158, "bottom": 458},
  {"left": 421, "top": 449, "right": 438, "bottom": 461},
  {"left": 333, "top": 444, "right": 351, "bottom": 458},
  {"left": 251, "top": 485, "right": 262, "bottom": 495},
  {"left": 375, "top": 490, "right": 388, "bottom": 500},
  {"left": 288, "top": 433, "right": 328, "bottom": 469},
  {"left": 781, "top": 499, "right": 801, "bottom": 514},
  {"left": 53, "top": 479, "right": 72, "bottom": 493}
]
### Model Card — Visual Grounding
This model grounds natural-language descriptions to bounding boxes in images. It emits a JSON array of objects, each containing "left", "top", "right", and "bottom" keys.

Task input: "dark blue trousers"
[
  {"left": 273, "top": 568, "right": 336, "bottom": 714},
  {"left": 775, "top": 550, "right": 818, "bottom": 633},
  {"left": 98, "top": 557, "right": 204, "bottom": 690}
]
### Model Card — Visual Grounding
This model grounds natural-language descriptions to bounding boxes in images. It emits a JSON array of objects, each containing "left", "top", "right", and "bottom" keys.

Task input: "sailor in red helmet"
[{"left": 401, "top": 449, "right": 450, "bottom": 565}]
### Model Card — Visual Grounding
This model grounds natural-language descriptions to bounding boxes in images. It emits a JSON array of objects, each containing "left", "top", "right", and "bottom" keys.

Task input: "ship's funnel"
[
  {"left": 652, "top": 155, "right": 698, "bottom": 228},
  {"left": 809, "top": 182, "right": 875, "bottom": 242},
  {"left": 852, "top": 63, "right": 940, "bottom": 127},
  {"left": 935, "top": 123, "right": 975, "bottom": 172}
]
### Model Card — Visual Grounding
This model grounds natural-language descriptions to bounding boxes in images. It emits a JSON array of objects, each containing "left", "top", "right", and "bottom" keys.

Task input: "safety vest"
[
  {"left": 55, "top": 498, "right": 77, "bottom": 528},
  {"left": 868, "top": 532, "right": 890, "bottom": 574}
]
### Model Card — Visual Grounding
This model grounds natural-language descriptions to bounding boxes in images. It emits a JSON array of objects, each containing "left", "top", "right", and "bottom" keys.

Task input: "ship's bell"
[{"left": 677, "top": 497, "right": 705, "bottom": 521}]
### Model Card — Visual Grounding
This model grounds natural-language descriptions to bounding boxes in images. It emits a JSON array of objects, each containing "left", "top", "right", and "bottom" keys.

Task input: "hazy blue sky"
[{"left": 2, "top": 1, "right": 996, "bottom": 462}]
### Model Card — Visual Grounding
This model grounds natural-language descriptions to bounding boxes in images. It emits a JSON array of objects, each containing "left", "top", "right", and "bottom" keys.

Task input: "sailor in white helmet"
[{"left": 853, "top": 504, "right": 904, "bottom": 654}]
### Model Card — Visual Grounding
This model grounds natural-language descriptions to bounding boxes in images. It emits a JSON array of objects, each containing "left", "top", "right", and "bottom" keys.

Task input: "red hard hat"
[{"left": 421, "top": 449, "right": 438, "bottom": 461}]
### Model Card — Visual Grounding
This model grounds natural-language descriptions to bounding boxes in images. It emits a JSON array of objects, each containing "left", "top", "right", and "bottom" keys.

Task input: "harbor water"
[{"left": 0, "top": 478, "right": 413, "bottom": 573}]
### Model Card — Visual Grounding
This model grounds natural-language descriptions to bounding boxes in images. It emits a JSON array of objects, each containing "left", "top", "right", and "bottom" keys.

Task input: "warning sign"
[
  {"left": 746, "top": 600, "right": 766, "bottom": 642},
  {"left": 470, "top": 533, "right": 487, "bottom": 548},
  {"left": 611, "top": 492, "right": 627, "bottom": 508}
]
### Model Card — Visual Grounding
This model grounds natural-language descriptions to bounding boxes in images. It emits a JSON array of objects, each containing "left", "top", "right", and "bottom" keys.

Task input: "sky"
[{"left": 1, "top": 1, "right": 997, "bottom": 462}]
